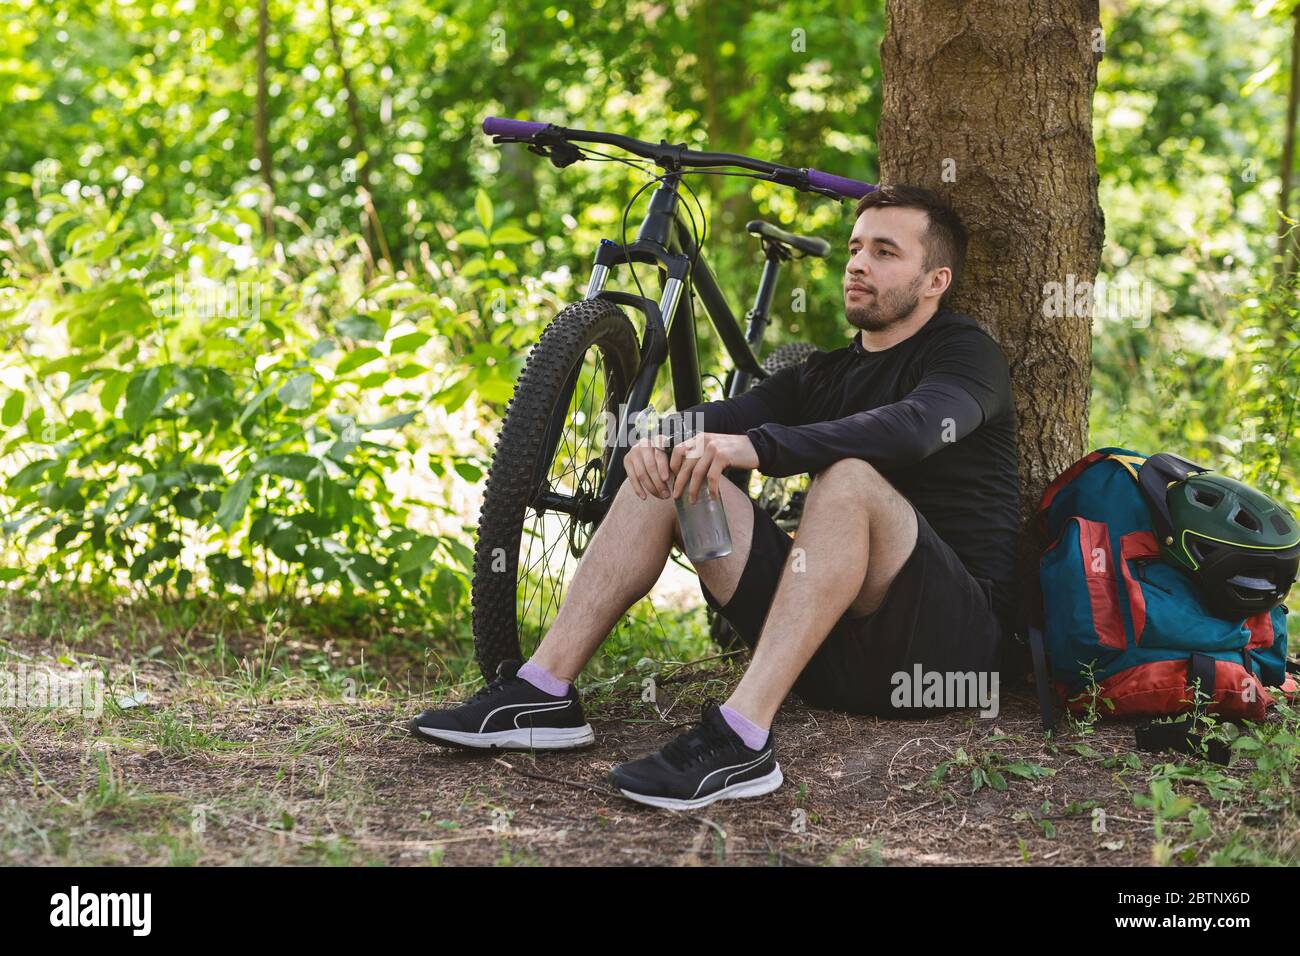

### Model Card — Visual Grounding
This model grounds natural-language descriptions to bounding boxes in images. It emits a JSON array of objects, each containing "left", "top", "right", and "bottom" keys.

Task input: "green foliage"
[
  {"left": 0, "top": 183, "right": 548, "bottom": 607},
  {"left": 926, "top": 744, "right": 1056, "bottom": 796},
  {"left": 1090, "top": 0, "right": 1300, "bottom": 513},
  {"left": 1, "top": 0, "right": 1298, "bottom": 629}
]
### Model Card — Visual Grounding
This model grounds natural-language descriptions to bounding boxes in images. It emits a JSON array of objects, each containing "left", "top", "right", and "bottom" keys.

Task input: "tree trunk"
[
  {"left": 255, "top": 0, "right": 274, "bottom": 238},
  {"left": 325, "top": 0, "right": 391, "bottom": 267},
  {"left": 878, "top": 0, "right": 1105, "bottom": 571}
]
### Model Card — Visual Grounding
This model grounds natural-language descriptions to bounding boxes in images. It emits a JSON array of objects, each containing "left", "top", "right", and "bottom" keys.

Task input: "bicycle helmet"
[{"left": 1139, "top": 453, "right": 1300, "bottom": 619}]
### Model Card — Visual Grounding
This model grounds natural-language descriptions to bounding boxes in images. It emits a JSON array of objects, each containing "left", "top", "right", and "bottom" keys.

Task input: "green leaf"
[
  {"left": 489, "top": 225, "right": 535, "bottom": 245},
  {"left": 237, "top": 381, "right": 279, "bottom": 427},
  {"left": 206, "top": 553, "right": 253, "bottom": 590},
  {"left": 476, "top": 374, "right": 515, "bottom": 404},
  {"left": 459, "top": 257, "right": 488, "bottom": 278},
  {"left": 428, "top": 566, "right": 462, "bottom": 612},
  {"left": 336, "top": 347, "right": 383, "bottom": 375},
  {"left": 10, "top": 458, "right": 56, "bottom": 490},
  {"left": 207, "top": 220, "right": 239, "bottom": 244},
  {"left": 1004, "top": 761, "right": 1055, "bottom": 780},
  {"left": 475, "top": 189, "right": 494, "bottom": 232},
  {"left": 395, "top": 535, "right": 438, "bottom": 574},
  {"left": 335, "top": 315, "right": 383, "bottom": 341},
  {"left": 1, "top": 391, "right": 24, "bottom": 428},
  {"left": 365, "top": 411, "right": 417, "bottom": 431},
  {"left": 99, "top": 371, "right": 129, "bottom": 414},
  {"left": 63, "top": 258, "right": 93, "bottom": 289},
  {"left": 388, "top": 332, "right": 430, "bottom": 355},
  {"left": 373, "top": 282, "right": 420, "bottom": 302},
  {"left": 277, "top": 373, "right": 314, "bottom": 410},
  {"left": 252, "top": 454, "right": 321, "bottom": 481},
  {"left": 123, "top": 368, "right": 163, "bottom": 431},
  {"left": 215, "top": 473, "right": 254, "bottom": 531},
  {"left": 452, "top": 229, "right": 489, "bottom": 249}
]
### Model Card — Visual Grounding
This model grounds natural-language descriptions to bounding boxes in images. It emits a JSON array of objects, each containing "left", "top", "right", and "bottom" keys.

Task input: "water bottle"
[
  {"left": 674, "top": 482, "right": 733, "bottom": 561},
  {"left": 656, "top": 408, "right": 732, "bottom": 562}
]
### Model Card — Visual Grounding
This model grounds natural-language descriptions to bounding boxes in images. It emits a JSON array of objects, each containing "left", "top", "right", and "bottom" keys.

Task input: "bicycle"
[{"left": 471, "top": 115, "right": 875, "bottom": 680}]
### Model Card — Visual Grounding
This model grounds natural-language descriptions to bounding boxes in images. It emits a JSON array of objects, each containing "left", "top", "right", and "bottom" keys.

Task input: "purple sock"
[
  {"left": 517, "top": 660, "right": 570, "bottom": 697},
  {"left": 719, "top": 704, "right": 769, "bottom": 750}
]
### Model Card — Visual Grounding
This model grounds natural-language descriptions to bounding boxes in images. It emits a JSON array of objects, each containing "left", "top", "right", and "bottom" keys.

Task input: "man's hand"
[
  {"left": 670, "top": 432, "right": 760, "bottom": 504},
  {"left": 624, "top": 433, "right": 674, "bottom": 500}
]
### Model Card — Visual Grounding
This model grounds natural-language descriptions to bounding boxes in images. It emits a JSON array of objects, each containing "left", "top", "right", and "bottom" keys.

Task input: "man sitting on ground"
[{"left": 410, "top": 184, "right": 1022, "bottom": 812}]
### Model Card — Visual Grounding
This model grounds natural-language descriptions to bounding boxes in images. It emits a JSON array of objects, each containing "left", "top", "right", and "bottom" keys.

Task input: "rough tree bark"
[{"left": 877, "top": 0, "right": 1106, "bottom": 580}]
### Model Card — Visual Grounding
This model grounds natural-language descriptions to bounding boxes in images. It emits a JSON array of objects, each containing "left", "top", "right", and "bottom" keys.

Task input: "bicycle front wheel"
[{"left": 471, "top": 298, "right": 641, "bottom": 680}]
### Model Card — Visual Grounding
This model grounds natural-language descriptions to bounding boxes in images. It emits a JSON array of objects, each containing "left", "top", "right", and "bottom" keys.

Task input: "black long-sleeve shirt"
[{"left": 663, "top": 309, "right": 1022, "bottom": 633}]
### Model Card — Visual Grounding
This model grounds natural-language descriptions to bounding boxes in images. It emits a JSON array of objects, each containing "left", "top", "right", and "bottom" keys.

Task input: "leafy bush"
[{"left": 0, "top": 184, "right": 551, "bottom": 615}]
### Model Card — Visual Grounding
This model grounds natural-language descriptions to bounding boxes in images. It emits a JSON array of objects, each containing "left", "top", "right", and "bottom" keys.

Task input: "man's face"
[{"left": 843, "top": 206, "right": 941, "bottom": 333}]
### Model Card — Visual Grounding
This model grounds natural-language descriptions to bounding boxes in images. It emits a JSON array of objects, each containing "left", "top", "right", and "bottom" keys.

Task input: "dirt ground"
[{"left": 1, "top": 635, "right": 1197, "bottom": 866}]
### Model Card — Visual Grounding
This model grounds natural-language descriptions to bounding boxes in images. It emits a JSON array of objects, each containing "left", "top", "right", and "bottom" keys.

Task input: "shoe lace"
[
  {"left": 661, "top": 712, "right": 733, "bottom": 770},
  {"left": 465, "top": 671, "right": 520, "bottom": 705}
]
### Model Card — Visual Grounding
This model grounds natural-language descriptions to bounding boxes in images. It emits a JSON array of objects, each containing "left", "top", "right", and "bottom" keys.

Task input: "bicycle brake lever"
[
  {"left": 767, "top": 169, "right": 844, "bottom": 202},
  {"left": 525, "top": 134, "right": 584, "bottom": 169},
  {"left": 810, "top": 187, "right": 849, "bottom": 201}
]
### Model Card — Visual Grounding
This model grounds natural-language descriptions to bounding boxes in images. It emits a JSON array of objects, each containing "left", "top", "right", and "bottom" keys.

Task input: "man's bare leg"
[
  {"left": 529, "top": 475, "right": 757, "bottom": 682},
  {"left": 412, "top": 469, "right": 760, "bottom": 750},
  {"left": 723, "top": 457, "right": 918, "bottom": 727}
]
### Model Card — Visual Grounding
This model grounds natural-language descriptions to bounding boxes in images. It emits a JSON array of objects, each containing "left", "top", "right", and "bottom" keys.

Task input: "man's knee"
[
  {"left": 808, "top": 457, "right": 897, "bottom": 512},
  {"left": 613, "top": 478, "right": 685, "bottom": 545}
]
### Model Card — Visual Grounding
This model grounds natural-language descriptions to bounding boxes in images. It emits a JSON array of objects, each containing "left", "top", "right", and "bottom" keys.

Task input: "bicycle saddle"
[{"left": 745, "top": 220, "right": 831, "bottom": 259}]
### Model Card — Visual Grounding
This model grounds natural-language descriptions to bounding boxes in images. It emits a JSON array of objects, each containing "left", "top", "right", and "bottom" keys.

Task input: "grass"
[{"left": 1, "top": 586, "right": 1299, "bottom": 866}]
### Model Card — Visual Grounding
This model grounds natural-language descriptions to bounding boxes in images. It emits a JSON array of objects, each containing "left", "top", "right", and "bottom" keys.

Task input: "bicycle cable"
[
  {"left": 564, "top": 144, "right": 788, "bottom": 421},
  {"left": 571, "top": 144, "right": 743, "bottom": 311}
]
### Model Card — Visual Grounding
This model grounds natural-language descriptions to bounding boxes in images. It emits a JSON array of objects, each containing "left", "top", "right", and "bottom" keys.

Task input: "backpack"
[{"left": 1027, "top": 448, "right": 1297, "bottom": 754}]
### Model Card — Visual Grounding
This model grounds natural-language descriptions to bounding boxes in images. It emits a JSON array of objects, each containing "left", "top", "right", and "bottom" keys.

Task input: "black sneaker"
[
  {"left": 609, "top": 702, "right": 783, "bottom": 810},
  {"left": 409, "top": 660, "right": 594, "bottom": 750}
]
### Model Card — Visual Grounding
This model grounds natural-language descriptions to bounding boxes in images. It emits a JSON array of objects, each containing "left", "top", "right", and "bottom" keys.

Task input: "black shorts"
[{"left": 700, "top": 492, "right": 1006, "bottom": 716}]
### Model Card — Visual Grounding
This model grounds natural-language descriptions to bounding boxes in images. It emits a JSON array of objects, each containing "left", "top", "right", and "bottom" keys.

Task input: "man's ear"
[{"left": 925, "top": 266, "right": 952, "bottom": 301}]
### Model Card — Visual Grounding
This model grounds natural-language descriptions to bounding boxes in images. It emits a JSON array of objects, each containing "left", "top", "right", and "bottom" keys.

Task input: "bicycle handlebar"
[
  {"left": 482, "top": 115, "right": 876, "bottom": 201},
  {"left": 484, "top": 117, "right": 548, "bottom": 139},
  {"left": 806, "top": 168, "right": 873, "bottom": 199}
]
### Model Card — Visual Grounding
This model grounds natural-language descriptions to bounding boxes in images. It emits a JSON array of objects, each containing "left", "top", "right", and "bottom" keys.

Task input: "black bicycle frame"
[{"left": 530, "top": 173, "right": 790, "bottom": 523}]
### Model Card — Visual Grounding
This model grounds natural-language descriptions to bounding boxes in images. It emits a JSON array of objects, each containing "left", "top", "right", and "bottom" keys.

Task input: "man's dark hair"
[{"left": 854, "top": 184, "right": 968, "bottom": 304}]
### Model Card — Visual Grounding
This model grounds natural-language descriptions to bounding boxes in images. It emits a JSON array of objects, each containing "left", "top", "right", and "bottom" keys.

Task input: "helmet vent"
[
  {"left": 1271, "top": 513, "right": 1295, "bottom": 536},
  {"left": 1190, "top": 487, "right": 1222, "bottom": 508},
  {"left": 1229, "top": 505, "right": 1261, "bottom": 533},
  {"left": 1228, "top": 573, "right": 1276, "bottom": 594}
]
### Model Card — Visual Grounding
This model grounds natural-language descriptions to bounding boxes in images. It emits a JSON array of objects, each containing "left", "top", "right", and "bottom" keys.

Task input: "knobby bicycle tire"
[{"left": 471, "top": 298, "right": 640, "bottom": 680}]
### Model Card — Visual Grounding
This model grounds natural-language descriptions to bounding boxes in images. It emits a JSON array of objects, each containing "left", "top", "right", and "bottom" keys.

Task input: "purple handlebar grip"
[
  {"left": 483, "top": 116, "right": 548, "bottom": 138},
  {"left": 807, "top": 169, "right": 876, "bottom": 199}
]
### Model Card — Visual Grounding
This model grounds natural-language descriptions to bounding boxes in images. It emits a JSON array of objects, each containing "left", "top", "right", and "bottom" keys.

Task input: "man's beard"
[{"left": 844, "top": 273, "right": 925, "bottom": 332}]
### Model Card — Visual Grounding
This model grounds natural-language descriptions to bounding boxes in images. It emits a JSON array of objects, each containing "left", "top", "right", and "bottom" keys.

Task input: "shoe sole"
[
  {"left": 616, "top": 763, "right": 784, "bottom": 810},
  {"left": 411, "top": 722, "right": 595, "bottom": 751}
]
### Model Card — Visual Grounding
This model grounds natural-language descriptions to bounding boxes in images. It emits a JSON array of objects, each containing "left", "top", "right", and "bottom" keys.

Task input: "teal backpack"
[{"left": 1028, "top": 448, "right": 1296, "bottom": 754}]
